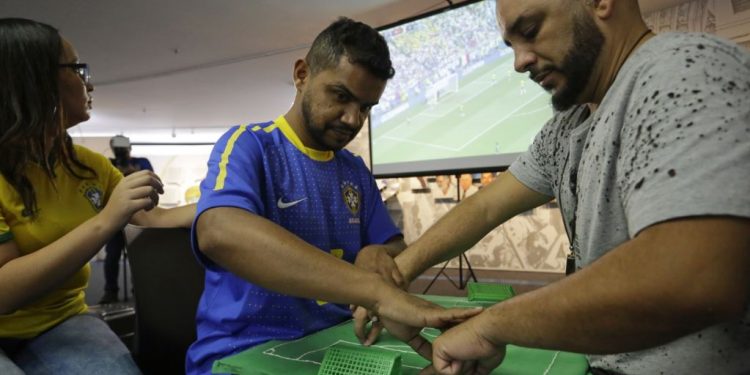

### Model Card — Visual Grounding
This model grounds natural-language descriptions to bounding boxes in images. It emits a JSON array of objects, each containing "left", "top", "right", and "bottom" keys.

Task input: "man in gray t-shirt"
[
  {"left": 381, "top": 0, "right": 750, "bottom": 374},
  {"left": 508, "top": 31, "right": 750, "bottom": 374}
]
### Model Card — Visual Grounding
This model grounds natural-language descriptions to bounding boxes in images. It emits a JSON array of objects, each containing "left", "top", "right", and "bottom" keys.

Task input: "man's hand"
[
  {"left": 352, "top": 243, "right": 407, "bottom": 346},
  {"left": 352, "top": 305, "right": 382, "bottom": 346},
  {"left": 421, "top": 314, "right": 506, "bottom": 375},
  {"left": 354, "top": 244, "right": 406, "bottom": 289},
  {"left": 379, "top": 315, "right": 435, "bottom": 361},
  {"left": 370, "top": 288, "right": 483, "bottom": 362}
]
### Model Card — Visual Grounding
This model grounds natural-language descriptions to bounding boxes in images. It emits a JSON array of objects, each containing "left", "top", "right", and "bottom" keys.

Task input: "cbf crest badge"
[
  {"left": 340, "top": 181, "right": 360, "bottom": 217},
  {"left": 84, "top": 186, "right": 104, "bottom": 211}
]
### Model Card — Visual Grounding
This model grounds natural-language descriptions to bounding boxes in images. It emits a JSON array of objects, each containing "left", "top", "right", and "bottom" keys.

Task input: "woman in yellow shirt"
[{"left": 0, "top": 18, "right": 194, "bottom": 373}]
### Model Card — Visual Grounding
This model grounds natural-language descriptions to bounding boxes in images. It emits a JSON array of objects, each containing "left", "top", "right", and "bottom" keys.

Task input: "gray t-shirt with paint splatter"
[{"left": 509, "top": 32, "right": 750, "bottom": 374}]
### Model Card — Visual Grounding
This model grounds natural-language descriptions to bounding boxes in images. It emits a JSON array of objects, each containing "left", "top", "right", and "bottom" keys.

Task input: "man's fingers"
[
  {"left": 407, "top": 333, "right": 433, "bottom": 362},
  {"left": 392, "top": 268, "right": 407, "bottom": 289},
  {"left": 431, "top": 355, "right": 462, "bottom": 375},
  {"left": 354, "top": 306, "right": 384, "bottom": 346},
  {"left": 353, "top": 308, "right": 369, "bottom": 344},
  {"left": 364, "top": 320, "right": 382, "bottom": 346},
  {"left": 445, "top": 307, "right": 483, "bottom": 323},
  {"left": 430, "top": 335, "right": 463, "bottom": 375}
]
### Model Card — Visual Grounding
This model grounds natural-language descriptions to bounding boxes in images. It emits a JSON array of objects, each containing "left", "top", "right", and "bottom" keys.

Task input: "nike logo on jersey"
[{"left": 277, "top": 197, "right": 307, "bottom": 209}]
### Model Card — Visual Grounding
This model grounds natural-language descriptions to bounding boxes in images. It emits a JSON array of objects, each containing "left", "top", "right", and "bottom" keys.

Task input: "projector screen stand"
[{"left": 422, "top": 173, "right": 478, "bottom": 293}]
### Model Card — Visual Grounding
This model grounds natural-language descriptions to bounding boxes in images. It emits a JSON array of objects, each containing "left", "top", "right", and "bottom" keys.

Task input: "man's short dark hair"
[{"left": 306, "top": 17, "right": 395, "bottom": 80}]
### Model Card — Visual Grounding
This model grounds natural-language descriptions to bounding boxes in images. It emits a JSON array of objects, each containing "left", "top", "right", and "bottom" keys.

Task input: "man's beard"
[
  {"left": 550, "top": 12, "right": 605, "bottom": 111},
  {"left": 301, "top": 91, "right": 353, "bottom": 151}
]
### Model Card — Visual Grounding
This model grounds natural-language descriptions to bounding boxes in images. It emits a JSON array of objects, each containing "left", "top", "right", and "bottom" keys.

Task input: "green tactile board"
[
  {"left": 317, "top": 345, "right": 401, "bottom": 375},
  {"left": 212, "top": 295, "right": 588, "bottom": 375},
  {"left": 467, "top": 282, "right": 516, "bottom": 302}
]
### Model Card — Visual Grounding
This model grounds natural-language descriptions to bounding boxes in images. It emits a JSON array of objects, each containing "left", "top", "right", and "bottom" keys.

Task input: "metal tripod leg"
[{"left": 422, "top": 253, "right": 478, "bottom": 294}]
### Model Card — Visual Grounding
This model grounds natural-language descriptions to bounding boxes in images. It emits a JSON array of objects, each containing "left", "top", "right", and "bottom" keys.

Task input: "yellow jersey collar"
[{"left": 274, "top": 115, "right": 333, "bottom": 161}]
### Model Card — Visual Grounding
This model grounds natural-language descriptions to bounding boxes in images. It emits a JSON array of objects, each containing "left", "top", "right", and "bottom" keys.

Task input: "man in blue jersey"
[{"left": 186, "top": 18, "right": 480, "bottom": 374}]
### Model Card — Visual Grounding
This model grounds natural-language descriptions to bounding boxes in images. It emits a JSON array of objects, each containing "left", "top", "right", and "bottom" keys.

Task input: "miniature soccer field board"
[{"left": 212, "top": 295, "right": 589, "bottom": 375}]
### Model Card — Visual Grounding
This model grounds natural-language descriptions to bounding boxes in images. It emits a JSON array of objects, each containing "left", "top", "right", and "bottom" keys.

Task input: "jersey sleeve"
[
  {"left": 617, "top": 36, "right": 750, "bottom": 236},
  {"left": 191, "top": 126, "right": 265, "bottom": 269}
]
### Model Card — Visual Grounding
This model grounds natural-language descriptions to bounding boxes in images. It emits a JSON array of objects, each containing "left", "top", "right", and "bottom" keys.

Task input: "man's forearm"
[
  {"left": 396, "top": 194, "right": 492, "bottom": 281},
  {"left": 382, "top": 236, "right": 406, "bottom": 257},
  {"left": 197, "top": 207, "right": 391, "bottom": 309},
  {"left": 474, "top": 266, "right": 709, "bottom": 354},
  {"left": 474, "top": 218, "right": 749, "bottom": 353},
  {"left": 131, "top": 203, "right": 196, "bottom": 228},
  {"left": 396, "top": 172, "right": 550, "bottom": 282}
]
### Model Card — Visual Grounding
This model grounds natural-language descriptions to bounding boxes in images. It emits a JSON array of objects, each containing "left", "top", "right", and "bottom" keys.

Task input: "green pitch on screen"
[{"left": 372, "top": 54, "right": 552, "bottom": 166}]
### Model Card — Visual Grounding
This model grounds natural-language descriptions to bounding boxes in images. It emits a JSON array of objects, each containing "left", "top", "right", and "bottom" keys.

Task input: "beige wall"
[
  {"left": 73, "top": 136, "right": 112, "bottom": 157},
  {"left": 643, "top": 0, "right": 716, "bottom": 33},
  {"left": 643, "top": 0, "right": 750, "bottom": 49},
  {"left": 72, "top": 136, "right": 211, "bottom": 207},
  {"left": 382, "top": 176, "right": 569, "bottom": 273}
]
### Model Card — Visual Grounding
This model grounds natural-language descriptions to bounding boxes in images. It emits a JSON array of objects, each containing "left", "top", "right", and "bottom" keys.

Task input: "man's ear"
[
  {"left": 293, "top": 59, "right": 310, "bottom": 91},
  {"left": 589, "top": 0, "right": 614, "bottom": 20}
]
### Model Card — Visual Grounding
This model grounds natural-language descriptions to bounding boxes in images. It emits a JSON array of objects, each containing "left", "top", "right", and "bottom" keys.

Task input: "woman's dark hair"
[
  {"left": 306, "top": 17, "right": 395, "bottom": 80},
  {"left": 0, "top": 18, "right": 96, "bottom": 218}
]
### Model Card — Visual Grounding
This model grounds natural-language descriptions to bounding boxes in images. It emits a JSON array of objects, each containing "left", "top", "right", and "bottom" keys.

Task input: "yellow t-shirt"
[{"left": 0, "top": 145, "right": 122, "bottom": 338}]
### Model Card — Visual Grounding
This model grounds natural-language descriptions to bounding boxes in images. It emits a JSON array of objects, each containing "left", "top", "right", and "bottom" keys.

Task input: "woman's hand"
[{"left": 100, "top": 170, "right": 163, "bottom": 229}]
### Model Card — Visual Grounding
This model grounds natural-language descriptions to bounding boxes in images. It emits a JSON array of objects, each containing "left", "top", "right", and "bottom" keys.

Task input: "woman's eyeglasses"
[{"left": 58, "top": 63, "right": 91, "bottom": 85}]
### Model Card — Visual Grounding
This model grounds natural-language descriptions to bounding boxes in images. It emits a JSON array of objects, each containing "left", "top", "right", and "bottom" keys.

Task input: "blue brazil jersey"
[{"left": 186, "top": 115, "right": 401, "bottom": 374}]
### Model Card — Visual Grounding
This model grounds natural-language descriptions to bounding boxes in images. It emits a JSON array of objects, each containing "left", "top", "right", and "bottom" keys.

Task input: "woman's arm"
[{"left": 0, "top": 170, "right": 164, "bottom": 314}]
